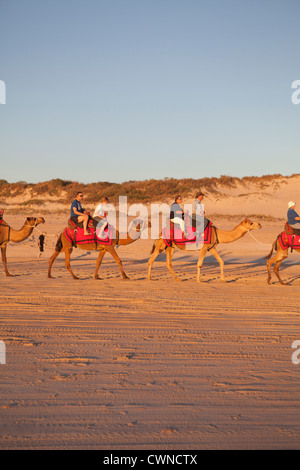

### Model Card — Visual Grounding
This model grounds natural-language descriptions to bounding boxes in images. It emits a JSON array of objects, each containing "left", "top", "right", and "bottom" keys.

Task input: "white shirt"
[
  {"left": 93, "top": 203, "right": 106, "bottom": 218},
  {"left": 192, "top": 199, "right": 204, "bottom": 215}
]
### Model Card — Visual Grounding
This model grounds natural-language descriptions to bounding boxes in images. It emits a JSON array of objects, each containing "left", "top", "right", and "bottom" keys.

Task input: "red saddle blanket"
[
  {"left": 278, "top": 231, "right": 300, "bottom": 250},
  {"left": 162, "top": 221, "right": 213, "bottom": 247},
  {"left": 0, "top": 209, "right": 4, "bottom": 224},
  {"left": 64, "top": 219, "right": 115, "bottom": 246}
]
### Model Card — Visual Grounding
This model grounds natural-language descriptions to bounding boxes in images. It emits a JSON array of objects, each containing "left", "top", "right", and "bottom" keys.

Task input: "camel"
[
  {"left": 266, "top": 235, "right": 299, "bottom": 286},
  {"left": 0, "top": 217, "right": 45, "bottom": 277},
  {"left": 148, "top": 218, "right": 262, "bottom": 282},
  {"left": 48, "top": 219, "right": 150, "bottom": 280}
]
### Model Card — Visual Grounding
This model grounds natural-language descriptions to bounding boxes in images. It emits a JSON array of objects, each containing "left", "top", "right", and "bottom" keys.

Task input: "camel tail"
[
  {"left": 265, "top": 240, "right": 277, "bottom": 260},
  {"left": 55, "top": 234, "right": 63, "bottom": 252}
]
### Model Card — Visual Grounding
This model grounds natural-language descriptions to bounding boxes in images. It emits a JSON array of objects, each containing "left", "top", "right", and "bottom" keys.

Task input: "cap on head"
[
  {"left": 288, "top": 200, "right": 296, "bottom": 208},
  {"left": 196, "top": 191, "right": 205, "bottom": 198}
]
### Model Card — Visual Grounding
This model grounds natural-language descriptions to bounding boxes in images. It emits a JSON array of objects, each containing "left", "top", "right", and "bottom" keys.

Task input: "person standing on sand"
[
  {"left": 38, "top": 233, "right": 45, "bottom": 258},
  {"left": 70, "top": 191, "right": 90, "bottom": 236}
]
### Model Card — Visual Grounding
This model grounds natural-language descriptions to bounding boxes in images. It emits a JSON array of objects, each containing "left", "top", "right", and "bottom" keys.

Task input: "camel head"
[
  {"left": 241, "top": 218, "right": 262, "bottom": 231},
  {"left": 26, "top": 217, "right": 45, "bottom": 227}
]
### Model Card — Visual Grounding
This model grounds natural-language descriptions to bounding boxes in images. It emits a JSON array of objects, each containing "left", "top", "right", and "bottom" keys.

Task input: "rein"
[
  {"left": 208, "top": 226, "right": 218, "bottom": 251},
  {"left": 26, "top": 221, "right": 39, "bottom": 228},
  {"left": 246, "top": 227, "right": 272, "bottom": 246},
  {"left": 4, "top": 220, "right": 38, "bottom": 243}
]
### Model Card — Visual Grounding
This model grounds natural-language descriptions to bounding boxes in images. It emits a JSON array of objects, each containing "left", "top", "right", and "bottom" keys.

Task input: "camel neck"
[
  {"left": 216, "top": 224, "right": 248, "bottom": 244},
  {"left": 117, "top": 221, "right": 144, "bottom": 246},
  {"left": 117, "top": 231, "right": 141, "bottom": 246},
  {"left": 8, "top": 222, "right": 35, "bottom": 243}
]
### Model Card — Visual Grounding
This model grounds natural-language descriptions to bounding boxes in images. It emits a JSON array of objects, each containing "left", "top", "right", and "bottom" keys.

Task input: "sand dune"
[
  {"left": 1, "top": 188, "right": 300, "bottom": 449},
  {"left": 2, "top": 174, "right": 300, "bottom": 219}
]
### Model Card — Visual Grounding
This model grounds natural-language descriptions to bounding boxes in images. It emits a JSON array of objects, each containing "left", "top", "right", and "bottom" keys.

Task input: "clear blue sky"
[{"left": 1, "top": 0, "right": 300, "bottom": 184}]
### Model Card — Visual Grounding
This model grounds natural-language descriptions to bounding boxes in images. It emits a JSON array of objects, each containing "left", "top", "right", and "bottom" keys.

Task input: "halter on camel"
[{"left": 0, "top": 216, "right": 39, "bottom": 243}]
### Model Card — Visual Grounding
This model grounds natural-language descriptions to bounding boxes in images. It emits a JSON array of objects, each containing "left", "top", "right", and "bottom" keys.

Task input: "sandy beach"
[
  {"left": 2, "top": 0, "right": 300, "bottom": 451},
  {"left": 1, "top": 211, "right": 300, "bottom": 450}
]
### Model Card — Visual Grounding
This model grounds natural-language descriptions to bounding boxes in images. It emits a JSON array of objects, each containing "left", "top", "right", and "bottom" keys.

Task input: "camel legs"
[
  {"left": 64, "top": 247, "right": 79, "bottom": 280},
  {"left": 196, "top": 245, "right": 209, "bottom": 282},
  {"left": 48, "top": 239, "right": 128, "bottom": 280},
  {"left": 207, "top": 247, "right": 225, "bottom": 282},
  {"left": 94, "top": 249, "right": 106, "bottom": 279},
  {"left": 48, "top": 249, "right": 61, "bottom": 278},
  {"left": 273, "top": 259, "right": 287, "bottom": 285},
  {"left": 1, "top": 245, "right": 13, "bottom": 277},
  {"left": 48, "top": 246, "right": 78, "bottom": 280},
  {"left": 166, "top": 246, "right": 181, "bottom": 281},
  {"left": 107, "top": 246, "right": 129, "bottom": 279},
  {"left": 267, "top": 252, "right": 288, "bottom": 285},
  {"left": 266, "top": 255, "right": 273, "bottom": 284},
  {"left": 148, "top": 242, "right": 180, "bottom": 281},
  {"left": 147, "top": 239, "right": 166, "bottom": 280}
]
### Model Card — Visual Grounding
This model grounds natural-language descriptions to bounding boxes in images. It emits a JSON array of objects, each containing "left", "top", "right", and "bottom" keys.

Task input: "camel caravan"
[{"left": 1, "top": 193, "right": 300, "bottom": 285}]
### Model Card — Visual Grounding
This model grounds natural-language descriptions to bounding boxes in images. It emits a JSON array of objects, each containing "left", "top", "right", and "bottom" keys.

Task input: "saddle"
[
  {"left": 285, "top": 222, "right": 300, "bottom": 236},
  {"left": 68, "top": 216, "right": 98, "bottom": 230},
  {"left": 191, "top": 214, "right": 210, "bottom": 233},
  {"left": 162, "top": 215, "right": 213, "bottom": 247},
  {"left": 64, "top": 219, "right": 114, "bottom": 248}
]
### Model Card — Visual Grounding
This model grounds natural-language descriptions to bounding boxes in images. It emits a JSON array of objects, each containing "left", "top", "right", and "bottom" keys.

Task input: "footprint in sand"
[{"left": 114, "top": 352, "right": 135, "bottom": 362}]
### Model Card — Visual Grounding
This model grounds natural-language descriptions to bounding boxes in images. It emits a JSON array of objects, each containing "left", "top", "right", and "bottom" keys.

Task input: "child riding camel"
[{"left": 93, "top": 196, "right": 109, "bottom": 238}]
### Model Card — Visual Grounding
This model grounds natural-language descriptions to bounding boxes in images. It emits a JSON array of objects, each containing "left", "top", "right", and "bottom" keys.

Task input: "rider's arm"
[{"left": 73, "top": 207, "right": 82, "bottom": 216}]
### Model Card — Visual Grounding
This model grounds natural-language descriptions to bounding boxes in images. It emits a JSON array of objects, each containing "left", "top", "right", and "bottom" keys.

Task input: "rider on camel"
[
  {"left": 287, "top": 201, "right": 300, "bottom": 235},
  {"left": 170, "top": 195, "right": 188, "bottom": 238},
  {"left": 70, "top": 191, "right": 89, "bottom": 236}
]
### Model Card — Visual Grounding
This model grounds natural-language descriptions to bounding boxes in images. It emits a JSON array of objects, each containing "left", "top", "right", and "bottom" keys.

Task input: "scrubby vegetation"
[{"left": 0, "top": 174, "right": 298, "bottom": 205}]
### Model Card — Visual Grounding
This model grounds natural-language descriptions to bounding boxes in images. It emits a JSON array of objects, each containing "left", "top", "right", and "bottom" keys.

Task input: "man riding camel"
[
  {"left": 192, "top": 191, "right": 210, "bottom": 234},
  {"left": 287, "top": 201, "right": 300, "bottom": 235},
  {"left": 70, "top": 191, "right": 89, "bottom": 236}
]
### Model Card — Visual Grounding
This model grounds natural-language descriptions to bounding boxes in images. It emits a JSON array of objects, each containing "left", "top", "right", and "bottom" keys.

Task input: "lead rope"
[
  {"left": 6, "top": 221, "right": 65, "bottom": 248},
  {"left": 246, "top": 229, "right": 272, "bottom": 246}
]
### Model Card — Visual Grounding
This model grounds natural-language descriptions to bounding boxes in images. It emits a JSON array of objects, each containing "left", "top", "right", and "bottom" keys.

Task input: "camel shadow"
[
  {"left": 128, "top": 257, "right": 151, "bottom": 264},
  {"left": 1, "top": 273, "right": 23, "bottom": 278}
]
